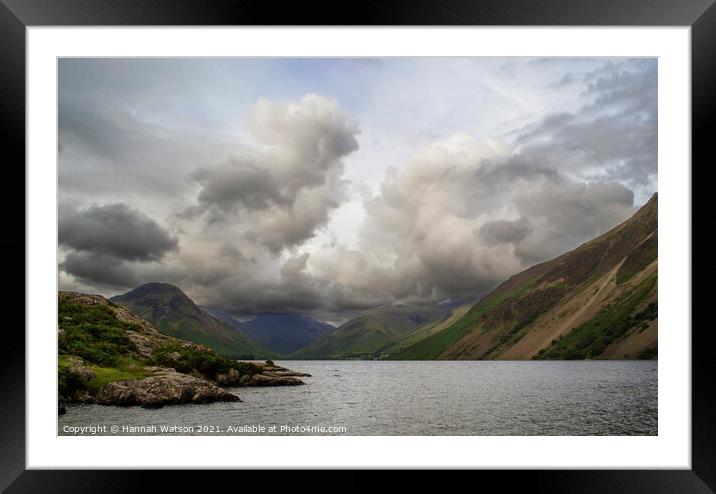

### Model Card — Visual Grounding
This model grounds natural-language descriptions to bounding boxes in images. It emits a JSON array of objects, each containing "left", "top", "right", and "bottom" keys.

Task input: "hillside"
[
  {"left": 381, "top": 302, "right": 475, "bottom": 355},
  {"left": 391, "top": 193, "right": 658, "bottom": 360},
  {"left": 110, "top": 283, "right": 276, "bottom": 359},
  {"left": 290, "top": 304, "right": 452, "bottom": 359},
  {"left": 204, "top": 309, "right": 336, "bottom": 354},
  {"left": 58, "top": 292, "right": 305, "bottom": 410}
]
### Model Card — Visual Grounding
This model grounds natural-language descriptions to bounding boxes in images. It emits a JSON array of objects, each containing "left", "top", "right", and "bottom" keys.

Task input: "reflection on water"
[{"left": 59, "top": 360, "right": 657, "bottom": 436}]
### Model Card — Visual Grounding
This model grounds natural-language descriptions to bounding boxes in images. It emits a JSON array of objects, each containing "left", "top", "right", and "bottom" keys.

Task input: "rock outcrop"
[
  {"left": 215, "top": 361, "right": 309, "bottom": 387},
  {"left": 255, "top": 361, "right": 312, "bottom": 378},
  {"left": 245, "top": 374, "right": 305, "bottom": 386},
  {"left": 62, "top": 356, "right": 97, "bottom": 382},
  {"left": 94, "top": 368, "right": 240, "bottom": 408}
]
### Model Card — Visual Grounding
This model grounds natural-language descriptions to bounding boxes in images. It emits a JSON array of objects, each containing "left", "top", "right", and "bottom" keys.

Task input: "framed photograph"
[{"left": 5, "top": 0, "right": 711, "bottom": 489}]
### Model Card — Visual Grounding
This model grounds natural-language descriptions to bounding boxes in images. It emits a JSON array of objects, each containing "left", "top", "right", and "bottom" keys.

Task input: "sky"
[{"left": 58, "top": 57, "right": 657, "bottom": 324}]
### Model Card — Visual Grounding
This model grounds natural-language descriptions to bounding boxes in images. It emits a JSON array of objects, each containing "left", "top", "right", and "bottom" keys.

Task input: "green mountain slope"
[
  {"left": 381, "top": 302, "right": 475, "bottom": 355},
  {"left": 289, "top": 304, "right": 451, "bottom": 359},
  {"left": 111, "top": 283, "right": 276, "bottom": 359},
  {"left": 391, "top": 193, "right": 658, "bottom": 360}
]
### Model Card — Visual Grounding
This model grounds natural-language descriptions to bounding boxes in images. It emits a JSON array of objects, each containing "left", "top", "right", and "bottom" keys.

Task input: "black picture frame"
[{"left": 3, "top": 0, "right": 710, "bottom": 490}]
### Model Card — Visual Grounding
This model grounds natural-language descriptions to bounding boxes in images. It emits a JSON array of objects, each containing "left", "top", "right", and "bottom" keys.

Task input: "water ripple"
[{"left": 58, "top": 360, "right": 657, "bottom": 436}]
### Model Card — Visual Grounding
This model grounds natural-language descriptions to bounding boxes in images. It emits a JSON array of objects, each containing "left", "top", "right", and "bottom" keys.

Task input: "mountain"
[
  {"left": 110, "top": 283, "right": 276, "bottom": 359},
  {"left": 290, "top": 304, "right": 452, "bottom": 359},
  {"left": 391, "top": 193, "right": 658, "bottom": 360},
  {"left": 203, "top": 309, "right": 336, "bottom": 354}
]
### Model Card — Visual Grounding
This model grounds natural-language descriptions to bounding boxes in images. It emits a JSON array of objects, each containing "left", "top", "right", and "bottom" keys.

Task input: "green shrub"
[
  {"left": 147, "top": 343, "right": 262, "bottom": 380},
  {"left": 537, "top": 274, "right": 657, "bottom": 360},
  {"left": 58, "top": 299, "right": 137, "bottom": 366}
]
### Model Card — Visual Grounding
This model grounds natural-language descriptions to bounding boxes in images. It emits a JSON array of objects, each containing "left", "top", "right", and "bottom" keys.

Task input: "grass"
[
  {"left": 87, "top": 356, "right": 151, "bottom": 392},
  {"left": 536, "top": 273, "right": 657, "bottom": 360},
  {"left": 88, "top": 365, "right": 149, "bottom": 390},
  {"left": 390, "top": 278, "right": 538, "bottom": 359},
  {"left": 295, "top": 329, "right": 395, "bottom": 359},
  {"left": 385, "top": 306, "right": 472, "bottom": 355},
  {"left": 58, "top": 353, "right": 150, "bottom": 398}
]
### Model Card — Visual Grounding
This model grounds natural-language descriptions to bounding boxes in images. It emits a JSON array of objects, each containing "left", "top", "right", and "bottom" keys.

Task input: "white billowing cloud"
[
  {"left": 184, "top": 94, "right": 359, "bottom": 252},
  {"left": 298, "top": 134, "right": 636, "bottom": 310}
]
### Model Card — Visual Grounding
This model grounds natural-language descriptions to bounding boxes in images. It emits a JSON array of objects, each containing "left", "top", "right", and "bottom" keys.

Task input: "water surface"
[{"left": 59, "top": 360, "right": 657, "bottom": 436}]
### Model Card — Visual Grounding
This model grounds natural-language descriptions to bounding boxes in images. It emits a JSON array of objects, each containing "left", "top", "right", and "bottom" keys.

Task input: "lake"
[{"left": 58, "top": 360, "right": 657, "bottom": 436}]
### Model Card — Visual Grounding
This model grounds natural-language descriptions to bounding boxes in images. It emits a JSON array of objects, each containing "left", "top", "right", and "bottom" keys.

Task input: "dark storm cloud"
[
  {"left": 60, "top": 251, "right": 140, "bottom": 289},
  {"left": 59, "top": 203, "right": 178, "bottom": 262},
  {"left": 193, "top": 253, "right": 327, "bottom": 315}
]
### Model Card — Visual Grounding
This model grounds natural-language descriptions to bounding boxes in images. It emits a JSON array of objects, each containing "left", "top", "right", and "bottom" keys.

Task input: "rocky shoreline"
[
  {"left": 58, "top": 290, "right": 312, "bottom": 413},
  {"left": 60, "top": 360, "right": 310, "bottom": 411}
]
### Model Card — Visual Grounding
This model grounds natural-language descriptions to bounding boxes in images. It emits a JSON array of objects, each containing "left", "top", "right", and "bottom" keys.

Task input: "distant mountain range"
[
  {"left": 107, "top": 194, "right": 656, "bottom": 361},
  {"left": 110, "top": 283, "right": 276, "bottom": 359},
  {"left": 203, "top": 309, "right": 335, "bottom": 354},
  {"left": 290, "top": 304, "right": 453, "bottom": 359}
]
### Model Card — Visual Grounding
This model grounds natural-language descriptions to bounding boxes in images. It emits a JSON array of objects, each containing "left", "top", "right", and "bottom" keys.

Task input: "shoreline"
[{"left": 59, "top": 360, "right": 311, "bottom": 414}]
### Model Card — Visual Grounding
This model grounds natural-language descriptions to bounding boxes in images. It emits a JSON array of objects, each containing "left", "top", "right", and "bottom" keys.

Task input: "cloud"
[
  {"left": 60, "top": 251, "right": 141, "bottom": 289},
  {"left": 154, "top": 132, "right": 637, "bottom": 318},
  {"left": 184, "top": 94, "right": 359, "bottom": 251},
  {"left": 58, "top": 203, "right": 179, "bottom": 290},
  {"left": 479, "top": 218, "right": 532, "bottom": 247},
  {"left": 59, "top": 203, "right": 178, "bottom": 262},
  {"left": 514, "top": 59, "right": 657, "bottom": 192},
  {"left": 303, "top": 134, "right": 637, "bottom": 308},
  {"left": 510, "top": 178, "right": 634, "bottom": 264},
  {"left": 56, "top": 59, "right": 655, "bottom": 321}
]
